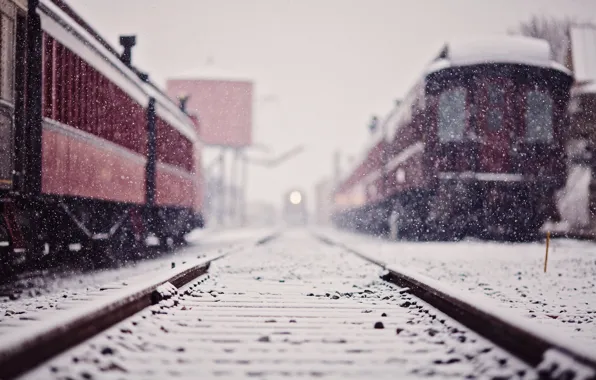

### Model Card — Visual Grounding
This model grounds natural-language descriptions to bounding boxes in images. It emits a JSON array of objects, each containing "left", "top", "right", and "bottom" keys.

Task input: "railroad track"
[
  {"left": 0, "top": 231, "right": 279, "bottom": 379},
  {"left": 315, "top": 232, "right": 596, "bottom": 380},
  {"left": 1, "top": 229, "right": 595, "bottom": 379}
]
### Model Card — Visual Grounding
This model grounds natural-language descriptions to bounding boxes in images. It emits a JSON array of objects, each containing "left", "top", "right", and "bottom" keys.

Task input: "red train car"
[
  {"left": 333, "top": 37, "right": 573, "bottom": 241},
  {"left": 0, "top": 0, "right": 204, "bottom": 270}
]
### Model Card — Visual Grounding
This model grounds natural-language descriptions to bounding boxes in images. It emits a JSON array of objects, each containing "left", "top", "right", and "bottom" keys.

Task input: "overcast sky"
[{"left": 68, "top": 0, "right": 596, "bottom": 210}]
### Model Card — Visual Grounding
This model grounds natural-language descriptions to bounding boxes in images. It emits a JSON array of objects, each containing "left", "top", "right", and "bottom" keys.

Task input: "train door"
[
  {"left": 476, "top": 79, "right": 513, "bottom": 173},
  {"left": 0, "top": 0, "right": 17, "bottom": 191}
]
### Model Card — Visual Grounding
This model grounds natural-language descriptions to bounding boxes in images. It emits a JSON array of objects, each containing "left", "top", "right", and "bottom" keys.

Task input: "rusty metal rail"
[
  {"left": 0, "top": 231, "right": 279, "bottom": 380},
  {"left": 22, "top": 230, "right": 530, "bottom": 379},
  {"left": 314, "top": 232, "right": 596, "bottom": 380}
]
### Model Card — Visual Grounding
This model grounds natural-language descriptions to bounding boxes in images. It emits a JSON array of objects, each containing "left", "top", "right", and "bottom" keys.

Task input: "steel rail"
[
  {"left": 0, "top": 231, "right": 279, "bottom": 380},
  {"left": 314, "top": 232, "right": 596, "bottom": 380}
]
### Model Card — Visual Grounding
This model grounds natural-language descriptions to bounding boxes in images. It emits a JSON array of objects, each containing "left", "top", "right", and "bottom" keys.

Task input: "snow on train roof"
[
  {"left": 427, "top": 36, "right": 572, "bottom": 75},
  {"left": 337, "top": 36, "right": 572, "bottom": 192}
]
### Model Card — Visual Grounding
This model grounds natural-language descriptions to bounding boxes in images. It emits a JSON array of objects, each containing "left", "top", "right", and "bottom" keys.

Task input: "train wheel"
[
  {"left": 0, "top": 248, "right": 15, "bottom": 277},
  {"left": 109, "top": 216, "right": 144, "bottom": 264},
  {"left": 426, "top": 216, "right": 467, "bottom": 241},
  {"left": 80, "top": 241, "right": 117, "bottom": 270},
  {"left": 172, "top": 234, "right": 188, "bottom": 247}
]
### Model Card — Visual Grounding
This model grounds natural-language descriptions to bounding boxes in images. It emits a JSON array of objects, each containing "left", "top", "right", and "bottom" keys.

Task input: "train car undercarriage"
[
  {"left": 334, "top": 179, "right": 559, "bottom": 242},
  {"left": 0, "top": 196, "right": 204, "bottom": 274}
]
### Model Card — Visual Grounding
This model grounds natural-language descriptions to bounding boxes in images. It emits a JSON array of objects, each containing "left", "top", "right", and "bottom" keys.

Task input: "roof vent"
[
  {"left": 178, "top": 94, "right": 190, "bottom": 113},
  {"left": 119, "top": 35, "right": 136, "bottom": 66}
]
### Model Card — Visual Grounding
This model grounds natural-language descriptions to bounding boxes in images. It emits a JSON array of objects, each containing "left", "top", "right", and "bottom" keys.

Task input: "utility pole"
[
  {"left": 240, "top": 149, "right": 247, "bottom": 226},
  {"left": 381, "top": 118, "right": 388, "bottom": 197},
  {"left": 217, "top": 150, "right": 225, "bottom": 226},
  {"left": 230, "top": 149, "right": 243, "bottom": 225}
]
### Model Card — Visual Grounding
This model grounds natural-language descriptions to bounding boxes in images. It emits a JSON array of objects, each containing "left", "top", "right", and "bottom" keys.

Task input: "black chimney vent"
[
  {"left": 137, "top": 72, "right": 149, "bottom": 82},
  {"left": 178, "top": 94, "right": 190, "bottom": 113},
  {"left": 119, "top": 35, "right": 136, "bottom": 66}
]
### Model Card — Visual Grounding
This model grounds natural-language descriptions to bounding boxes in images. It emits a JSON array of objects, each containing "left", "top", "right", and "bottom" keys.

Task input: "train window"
[
  {"left": 438, "top": 87, "right": 466, "bottom": 142},
  {"left": 486, "top": 84, "right": 504, "bottom": 131},
  {"left": 0, "top": 12, "right": 15, "bottom": 102},
  {"left": 525, "top": 90, "right": 553, "bottom": 142}
]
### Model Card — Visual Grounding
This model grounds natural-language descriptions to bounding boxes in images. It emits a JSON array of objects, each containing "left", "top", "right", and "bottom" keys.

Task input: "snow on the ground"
[
  {"left": 24, "top": 230, "right": 531, "bottom": 379},
  {"left": 186, "top": 226, "right": 274, "bottom": 245},
  {"left": 319, "top": 227, "right": 596, "bottom": 348},
  {"left": 0, "top": 228, "right": 271, "bottom": 330}
]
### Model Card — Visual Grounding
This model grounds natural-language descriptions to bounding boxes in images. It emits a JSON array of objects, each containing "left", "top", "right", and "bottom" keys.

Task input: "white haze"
[{"left": 67, "top": 0, "right": 596, "bottom": 213}]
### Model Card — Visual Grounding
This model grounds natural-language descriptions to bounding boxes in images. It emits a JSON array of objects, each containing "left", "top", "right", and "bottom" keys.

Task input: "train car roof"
[
  {"left": 336, "top": 36, "right": 572, "bottom": 196},
  {"left": 426, "top": 36, "right": 572, "bottom": 76},
  {"left": 40, "top": 0, "right": 199, "bottom": 143}
]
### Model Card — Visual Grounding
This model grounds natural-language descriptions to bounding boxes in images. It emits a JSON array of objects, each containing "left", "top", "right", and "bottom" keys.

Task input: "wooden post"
[{"left": 544, "top": 231, "right": 550, "bottom": 273}]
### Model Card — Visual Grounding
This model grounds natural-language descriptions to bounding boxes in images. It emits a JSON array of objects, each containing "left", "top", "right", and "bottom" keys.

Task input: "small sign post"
[{"left": 544, "top": 231, "right": 551, "bottom": 273}]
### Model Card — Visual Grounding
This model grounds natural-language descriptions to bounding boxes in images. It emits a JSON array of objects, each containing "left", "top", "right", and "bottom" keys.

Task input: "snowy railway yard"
[
  {"left": 1, "top": 0, "right": 595, "bottom": 379},
  {"left": 322, "top": 229, "right": 596, "bottom": 347},
  {"left": 0, "top": 229, "right": 594, "bottom": 379}
]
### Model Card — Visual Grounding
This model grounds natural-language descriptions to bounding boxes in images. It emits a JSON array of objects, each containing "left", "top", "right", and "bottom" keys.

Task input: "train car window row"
[{"left": 41, "top": 34, "right": 147, "bottom": 156}]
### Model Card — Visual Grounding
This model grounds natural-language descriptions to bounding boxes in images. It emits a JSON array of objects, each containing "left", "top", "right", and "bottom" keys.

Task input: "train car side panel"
[
  {"left": 38, "top": 22, "right": 149, "bottom": 204},
  {"left": 155, "top": 163, "right": 194, "bottom": 208},
  {"left": 154, "top": 113, "right": 195, "bottom": 208},
  {"left": 41, "top": 121, "right": 146, "bottom": 204}
]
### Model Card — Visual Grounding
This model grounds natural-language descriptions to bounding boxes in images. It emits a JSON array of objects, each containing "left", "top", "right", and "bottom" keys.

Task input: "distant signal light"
[{"left": 289, "top": 191, "right": 302, "bottom": 205}]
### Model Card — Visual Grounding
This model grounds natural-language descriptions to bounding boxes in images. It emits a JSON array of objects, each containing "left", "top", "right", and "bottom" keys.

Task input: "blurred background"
[{"left": 66, "top": 0, "right": 596, "bottom": 228}]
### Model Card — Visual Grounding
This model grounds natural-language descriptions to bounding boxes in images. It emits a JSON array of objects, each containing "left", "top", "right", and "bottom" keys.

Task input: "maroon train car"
[
  {"left": 0, "top": 0, "right": 204, "bottom": 270},
  {"left": 333, "top": 37, "right": 573, "bottom": 240}
]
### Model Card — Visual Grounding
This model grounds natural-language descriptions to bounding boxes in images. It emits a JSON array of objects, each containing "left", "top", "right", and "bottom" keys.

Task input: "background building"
[{"left": 167, "top": 77, "right": 253, "bottom": 227}]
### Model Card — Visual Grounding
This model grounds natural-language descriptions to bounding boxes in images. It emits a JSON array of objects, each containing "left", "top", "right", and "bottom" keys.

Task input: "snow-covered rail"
[
  {"left": 315, "top": 231, "right": 596, "bottom": 380},
  {"left": 20, "top": 230, "right": 537, "bottom": 379},
  {"left": 0, "top": 231, "right": 280, "bottom": 379}
]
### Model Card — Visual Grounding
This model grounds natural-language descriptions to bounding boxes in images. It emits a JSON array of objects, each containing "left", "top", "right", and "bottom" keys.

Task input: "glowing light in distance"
[{"left": 289, "top": 191, "right": 302, "bottom": 205}]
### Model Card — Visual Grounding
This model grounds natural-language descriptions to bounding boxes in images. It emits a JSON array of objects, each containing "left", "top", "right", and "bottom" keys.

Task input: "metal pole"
[
  {"left": 218, "top": 150, "right": 225, "bottom": 226},
  {"left": 24, "top": 0, "right": 43, "bottom": 259},
  {"left": 382, "top": 121, "right": 388, "bottom": 196},
  {"left": 26, "top": 0, "right": 42, "bottom": 197},
  {"left": 145, "top": 98, "right": 156, "bottom": 208},
  {"left": 230, "top": 149, "right": 238, "bottom": 225},
  {"left": 241, "top": 149, "right": 248, "bottom": 226}
]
